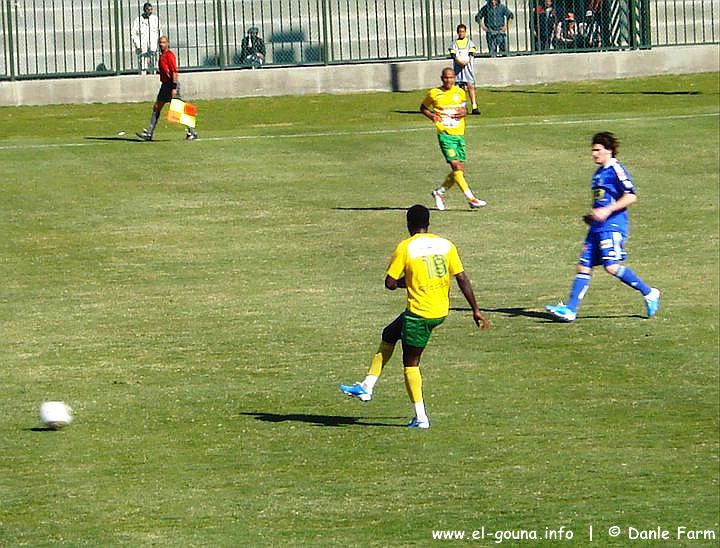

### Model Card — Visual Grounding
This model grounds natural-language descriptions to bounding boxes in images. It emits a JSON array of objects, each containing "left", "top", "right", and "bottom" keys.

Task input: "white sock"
[
  {"left": 362, "top": 375, "right": 378, "bottom": 393},
  {"left": 463, "top": 189, "right": 475, "bottom": 199},
  {"left": 414, "top": 401, "right": 428, "bottom": 422},
  {"left": 436, "top": 186, "right": 447, "bottom": 194}
]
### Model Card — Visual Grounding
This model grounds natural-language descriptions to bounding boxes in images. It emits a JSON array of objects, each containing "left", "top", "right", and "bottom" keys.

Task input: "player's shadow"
[
  {"left": 451, "top": 306, "right": 562, "bottom": 322},
  {"left": 453, "top": 306, "right": 645, "bottom": 322},
  {"left": 578, "top": 90, "right": 701, "bottom": 95},
  {"left": 241, "top": 412, "right": 404, "bottom": 428},
  {"left": 482, "top": 306, "right": 557, "bottom": 320},
  {"left": 333, "top": 207, "right": 478, "bottom": 212},
  {"left": 393, "top": 109, "right": 422, "bottom": 114},
  {"left": 85, "top": 136, "right": 143, "bottom": 142},
  {"left": 487, "top": 89, "right": 700, "bottom": 96},
  {"left": 578, "top": 313, "right": 646, "bottom": 319},
  {"left": 84, "top": 136, "right": 171, "bottom": 142},
  {"left": 487, "top": 89, "right": 560, "bottom": 95},
  {"left": 332, "top": 206, "right": 411, "bottom": 212},
  {"left": 27, "top": 427, "right": 63, "bottom": 432}
]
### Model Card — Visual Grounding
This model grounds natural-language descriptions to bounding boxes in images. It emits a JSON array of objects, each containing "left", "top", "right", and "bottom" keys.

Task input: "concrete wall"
[{"left": 0, "top": 45, "right": 717, "bottom": 106}]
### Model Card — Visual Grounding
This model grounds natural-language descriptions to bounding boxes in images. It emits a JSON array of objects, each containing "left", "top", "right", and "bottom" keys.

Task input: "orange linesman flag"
[{"left": 167, "top": 98, "right": 197, "bottom": 128}]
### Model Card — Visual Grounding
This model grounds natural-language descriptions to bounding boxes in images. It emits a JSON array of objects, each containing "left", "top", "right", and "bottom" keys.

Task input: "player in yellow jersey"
[
  {"left": 421, "top": 67, "right": 486, "bottom": 211},
  {"left": 339, "top": 205, "right": 490, "bottom": 429}
]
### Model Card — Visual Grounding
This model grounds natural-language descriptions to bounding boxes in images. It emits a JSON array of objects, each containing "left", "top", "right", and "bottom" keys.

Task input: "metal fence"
[{"left": 1, "top": 0, "right": 718, "bottom": 79}]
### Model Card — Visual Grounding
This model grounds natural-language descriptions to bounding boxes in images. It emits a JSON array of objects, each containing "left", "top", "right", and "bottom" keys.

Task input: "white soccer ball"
[{"left": 39, "top": 401, "right": 73, "bottom": 429}]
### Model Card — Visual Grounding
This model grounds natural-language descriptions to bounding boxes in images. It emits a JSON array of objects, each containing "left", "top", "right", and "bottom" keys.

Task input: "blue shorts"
[{"left": 579, "top": 230, "right": 628, "bottom": 268}]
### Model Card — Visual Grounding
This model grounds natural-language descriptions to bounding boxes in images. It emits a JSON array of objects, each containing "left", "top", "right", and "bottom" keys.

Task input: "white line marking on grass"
[{"left": 0, "top": 112, "right": 717, "bottom": 151}]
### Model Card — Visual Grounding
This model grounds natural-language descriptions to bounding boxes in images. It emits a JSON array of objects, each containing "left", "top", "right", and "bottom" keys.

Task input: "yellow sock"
[
  {"left": 368, "top": 341, "right": 394, "bottom": 377},
  {"left": 403, "top": 366, "right": 424, "bottom": 404},
  {"left": 443, "top": 172, "right": 455, "bottom": 190},
  {"left": 453, "top": 170, "right": 471, "bottom": 193}
]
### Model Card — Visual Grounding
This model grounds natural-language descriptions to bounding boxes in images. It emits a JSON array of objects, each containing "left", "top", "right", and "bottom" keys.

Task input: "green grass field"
[{"left": 1, "top": 73, "right": 718, "bottom": 546}]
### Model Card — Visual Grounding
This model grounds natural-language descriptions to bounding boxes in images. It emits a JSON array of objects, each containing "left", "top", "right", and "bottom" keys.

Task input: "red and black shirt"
[{"left": 158, "top": 49, "right": 178, "bottom": 83}]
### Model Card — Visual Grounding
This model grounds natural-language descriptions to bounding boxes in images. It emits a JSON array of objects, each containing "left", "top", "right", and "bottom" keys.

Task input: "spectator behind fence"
[
  {"left": 131, "top": 2, "right": 162, "bottom": 75},
  {"left": 554, "top": 11, "right": 581, "bottom": 49},
  {"left": 448, "top": 24, "right": 480, "bottom": 115},
  {"left": 239, "top": 27, "right": 266, "bottom": 68},
  {"left": 532, "top": 0, "right": 558, "bottom": 51},
  {"left": 585, "top": 0, "right": 613, "bottom": 47},
  {"left": 475, "top": 0, "right": 514, "bottom": 57}
]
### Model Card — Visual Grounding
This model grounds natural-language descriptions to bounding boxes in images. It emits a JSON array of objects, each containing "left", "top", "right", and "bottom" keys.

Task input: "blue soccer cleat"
[
  {"left": 339, "top": 383, "right": 372, "bottom": 402},
  {"left": 545, "top": 303, "right": 577, "bottom": 322},
  {"left": 644, "top": 288, "right": 661, "bottom": 318},
  {"left": 407, "top": 417, "right": 431, "bottom": 429}
]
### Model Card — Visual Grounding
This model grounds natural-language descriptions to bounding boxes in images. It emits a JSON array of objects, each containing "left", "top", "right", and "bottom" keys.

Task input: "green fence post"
[
  {"left": 216, "top": 0, "right": 225, "bottom": 68},
  {"left": 113, "top": 0, "right": 121, "bottom": 74},
  {"left": 321, "top": 0, "right": 329, "bottom": 65},
  {"left": 424, "top": 0, "right": 432, "bottom": 59},
  {"left": 5, "top": 0, "right": 15, "bottom": 79},
  {"left": 640, "top": 0, "right": 651, "bottom": 48}
]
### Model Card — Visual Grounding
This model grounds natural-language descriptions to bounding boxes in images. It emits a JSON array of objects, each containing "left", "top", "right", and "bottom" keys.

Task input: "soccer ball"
[{"left": 39, "top": 401, "right": 73, "bottom": 429}]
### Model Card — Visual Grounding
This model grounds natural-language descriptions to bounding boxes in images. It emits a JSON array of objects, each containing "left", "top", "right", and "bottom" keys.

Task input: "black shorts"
[{"left": 156, "top": 81, "right": 176, "bottom": 102}]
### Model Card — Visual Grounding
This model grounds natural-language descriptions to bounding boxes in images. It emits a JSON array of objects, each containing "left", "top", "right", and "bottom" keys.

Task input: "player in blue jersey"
[{"left": 545, "top": 132, "right": 661, "bottom": 322}]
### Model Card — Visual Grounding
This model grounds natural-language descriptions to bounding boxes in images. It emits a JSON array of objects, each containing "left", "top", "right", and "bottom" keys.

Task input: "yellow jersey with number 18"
[
  {"left": 386, "top": 233, "right": 464, "bottom": 319},
  {"left": 421, "top": 85, "right": 467, "bottom": 136}
]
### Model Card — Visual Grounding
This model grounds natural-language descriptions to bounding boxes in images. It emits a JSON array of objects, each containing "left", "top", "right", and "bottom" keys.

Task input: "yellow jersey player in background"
[
  {"left": 422, "top": 67, "right": 486, "bottom": 211},
  {"left": 340, "top": 204, "right": 489, "bottom": 429}
]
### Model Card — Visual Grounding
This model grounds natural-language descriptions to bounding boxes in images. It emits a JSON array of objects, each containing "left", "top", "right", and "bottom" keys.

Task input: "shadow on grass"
[
  {"left": 27, "top": 427, "right": 64, "bottom": 432},
  {"left": 451, "top": 306, "right": 645, "bottom": 322},
  {"left": 393, "top": 109, "right": 422, "bottom": 115},
  {"left": 487, "top": 89, "right": 701, "bottom": 96},
  {"left": 241, "top": 412, "right": 405, "bottom": 428},
  {"left": 84, "top": 136, "right": 174, "bottom": 143},
  {"left": 332, "top": 206, "right": 410, "bottom": 211},
  {"left": 451, "top": 306, "right": 557, "bottom": 322},
  {"left": 84, "top": 136, "right": 146, "bottom": 142},
  {"left": 333, "top": 207, "right": 478, "bottom": 212}
]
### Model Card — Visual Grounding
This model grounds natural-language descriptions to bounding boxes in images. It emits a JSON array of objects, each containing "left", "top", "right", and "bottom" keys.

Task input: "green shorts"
[
  {"left": 437, "top": 133, "right": 466, "bottom": 163},
  {"left": 382, "top": 310, "right": 446, "bottom": 349}
]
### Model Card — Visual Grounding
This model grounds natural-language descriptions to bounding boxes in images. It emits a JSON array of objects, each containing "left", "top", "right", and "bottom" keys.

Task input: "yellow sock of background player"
[
  {"left": 361, "top": 341, "right": 394, "bottom": 394},
  {"left": 442, "top": 172, "right": 455, "bottom": 191},
  {"left": 453, "top": 170, "right": 477, "bottom": 201},
  {"left": 404, "top": 366, "right": 428, "bottom": 423}
]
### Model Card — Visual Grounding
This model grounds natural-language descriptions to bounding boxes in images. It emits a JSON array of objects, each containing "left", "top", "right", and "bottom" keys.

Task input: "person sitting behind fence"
[
  {"left": 239, "top": 27, "right": 266, "bottom": 68},
  {"left": 554, "top": 11, "right": 581, "bottom": 49}
]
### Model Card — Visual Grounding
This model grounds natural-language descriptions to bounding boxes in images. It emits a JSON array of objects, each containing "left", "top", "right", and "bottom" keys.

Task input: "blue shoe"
[
  {"left": 407, "top": 417, "right": 431, "bottom": 429},
  {"left": 545, "top": 303, "right": 577, "bottom": 322},
  {"left": 339, "top": 383, "right": 372, "bottom": 402},
  {"left": 644, "top": 288, "right": 661, "bottom": 318}
]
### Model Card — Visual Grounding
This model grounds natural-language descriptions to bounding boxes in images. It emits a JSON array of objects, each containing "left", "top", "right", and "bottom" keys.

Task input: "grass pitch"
[{"left": 1, "top": 73, "right": 718, "bottom": 546}]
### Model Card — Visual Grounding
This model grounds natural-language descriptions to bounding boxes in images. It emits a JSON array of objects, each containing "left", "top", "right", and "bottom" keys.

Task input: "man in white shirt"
[{"left": 131, "top": 3, "right": 162, "bottom": 74}]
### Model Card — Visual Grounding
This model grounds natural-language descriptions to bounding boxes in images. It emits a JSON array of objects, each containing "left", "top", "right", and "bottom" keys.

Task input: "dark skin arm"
[
  {"left": 385, "top": 274, "right": 488, "bottom": 329},
  {"left": 455, "top": 272, "right": 490, "bottom": 329},
  {"left": 385, "top": 275, "right": 405, "bottom": 290}
]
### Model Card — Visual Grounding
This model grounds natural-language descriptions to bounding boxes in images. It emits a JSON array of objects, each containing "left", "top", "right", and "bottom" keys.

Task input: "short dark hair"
[
  {"left": 143, "top": 2, "right": 152, "bottom": 11},
  {"left": 592, "top": 132, "right": 620, "bottom": 157},
  {"left": 457, "top": 24, "right": 467, "bottom": 32},
  {"left": 407, "top": 204, "right": 430, "bottom": 230}
]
